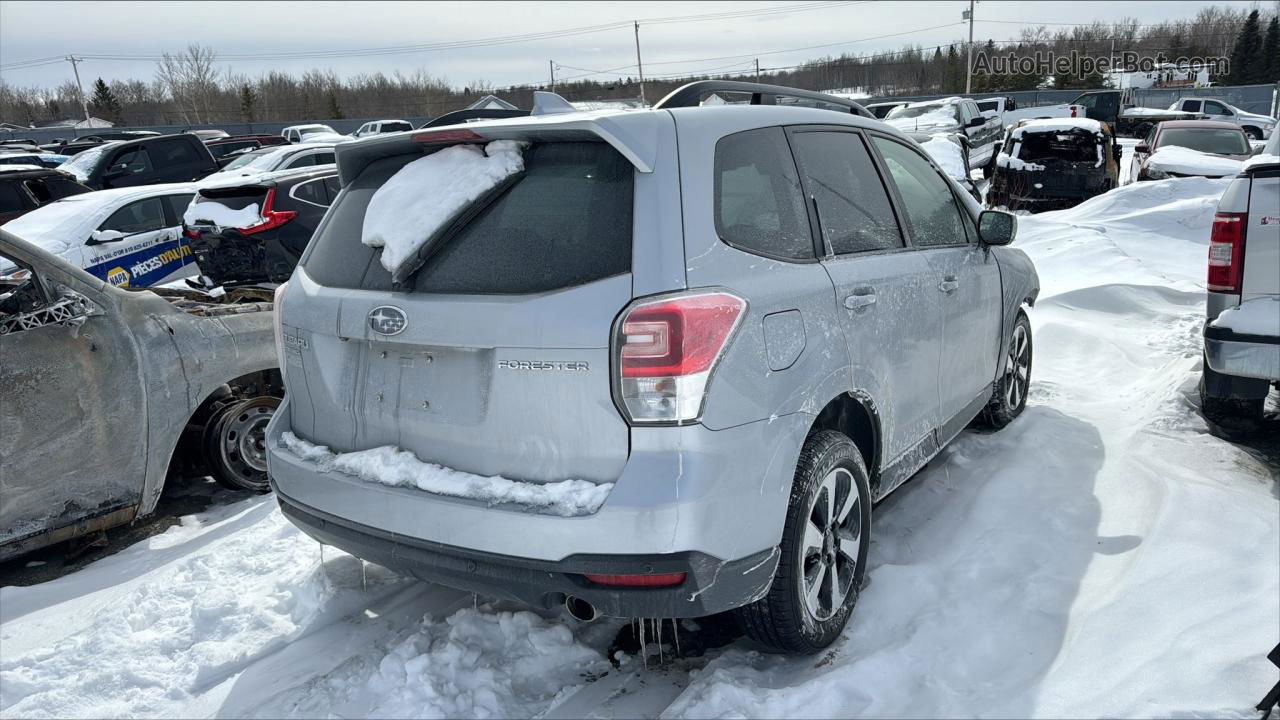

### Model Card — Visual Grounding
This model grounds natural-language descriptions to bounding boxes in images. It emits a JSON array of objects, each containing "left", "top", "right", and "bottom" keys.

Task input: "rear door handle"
[
  {"left": 844, "top": 290, "right": 877, "bottom": 311},
  {"left": 939, "top": 276, "right": 960, "bottom": 293}
]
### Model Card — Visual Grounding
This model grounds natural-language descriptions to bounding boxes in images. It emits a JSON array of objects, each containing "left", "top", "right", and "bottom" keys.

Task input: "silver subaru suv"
[{"left": 267, "top": 82, "right": 1040, "bottom": 654}]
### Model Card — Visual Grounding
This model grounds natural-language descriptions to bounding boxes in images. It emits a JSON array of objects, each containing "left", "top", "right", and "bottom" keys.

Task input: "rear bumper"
[
  {"left": 1204, "top": 322, "right": 1280, "bottom": 382},
  {"left": 276, "top": 490, "right": 777, "bottom": 617}
]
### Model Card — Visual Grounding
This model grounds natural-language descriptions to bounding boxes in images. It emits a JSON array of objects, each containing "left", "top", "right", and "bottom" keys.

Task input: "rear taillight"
[
  {"left": 411, "top": 129, "right": 484, "bottom": 145},
  {"left": 584, "top": 572, "right": 687, "bottom": 587},
  {"left": 1207, "top": 212, "right": 1247, "bottom": 293},
  {"left": 1070, "top": 106, "right": 1078, "bottom": 118},
  {"left": 182, "top": 227, "right": 200, "bottom": 241},
  {"left": 613, "top": 291, "right": 746, "bottom": 424},
  {"left": 240, "top": 188, "right": 297, "bottom": 235},
  {"left": 273, "top": 281, "right": 289, "bottom": 384}
]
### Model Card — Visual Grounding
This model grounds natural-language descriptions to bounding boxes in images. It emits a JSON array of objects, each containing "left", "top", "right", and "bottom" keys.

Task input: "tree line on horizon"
[{"left": 0, "top": 4, "right": 1275, "bottom": 129}]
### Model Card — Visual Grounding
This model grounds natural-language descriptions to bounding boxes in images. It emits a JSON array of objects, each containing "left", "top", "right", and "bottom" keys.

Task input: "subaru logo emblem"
[{"left": 368, "top": 306, "right": 407, "bottom": 336}]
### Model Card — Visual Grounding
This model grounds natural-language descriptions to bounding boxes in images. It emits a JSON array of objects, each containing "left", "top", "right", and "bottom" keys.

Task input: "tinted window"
[
  {"left": 1156, "top": 127, "right": 1250, "bottom": 155},
  {"left": 291, "top": 178, "right": 330, "bottom": 206},
  {"left": 1182, "top": 100, "right": 1201, "bottom": 112},
  {"left": 109, "top": 147, "right": 153, "bottom": 176},
  {"left": 714, "top": 127, "right": 813, "bottom": 260},
  {"left": 209, "top": 141, "right": 258, "bottom": 159},
  {"left": 23, "top": 179, "right": 53, "bottom": 203},
  {"left": 100, "top": 197, "right": 166, "bottom": 235},
  {"left": 41, "top": 176, "right": 89, "bottom": 200},
  {"left": 163, "top": 193, "right": 195, "bottom": 223},
  {"left": 303, "top": 142, "right": 633, "bottom": 295},
  {"left": 976, "top": 100, "right": 999, "bottom": 113},
  {"left": 382, "top": 122, "right": 412, "bottom": 132},
  {"left": 151, "top": 139, "right": 200, "bottom": 166},
  {"left": 0, "top": 181, "right": 28, "bottom": 213},
  {"left": 872, "top": 137, "right": 968, "bottom": 247},
  {"left": 791, "top": 131, "right": 903, "bottom": 255},
  {"left": 1204, "top": 100, "right": 1229, "bottom": 114},
  {"left": 322, "top": 175, "right": 341, "bottom": 198}
]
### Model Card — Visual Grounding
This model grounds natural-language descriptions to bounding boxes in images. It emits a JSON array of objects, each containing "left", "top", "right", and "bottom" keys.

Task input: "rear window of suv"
[{"left": 302, "top": 141, "right": 634, "bottom": 294}]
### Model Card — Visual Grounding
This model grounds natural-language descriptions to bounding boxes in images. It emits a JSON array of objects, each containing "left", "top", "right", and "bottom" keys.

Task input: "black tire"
[
  {"left": 209, "top": 396, "right": 279, "bottom": 493},
  {"left": 1244, "top": 127, "right": 1264, "bottom": 141},
  {"left": 981, "top": 149, "right": 997, "bottom": 179},
  {"left": 1199, "top": 373, "right": 1265, "bottom": 428},
  {"left": 982, "top": 312, "right": 1032, "bottom": 428},
  {"left": 736, "top": 430, "right": 871, "bottom": 655}
]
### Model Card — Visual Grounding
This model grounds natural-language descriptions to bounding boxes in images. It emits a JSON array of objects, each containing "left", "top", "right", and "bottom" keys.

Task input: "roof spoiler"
[
  {"left": 653, "top": 80, "right": 875, "bottom": 119},
  {"left": 418, "top": 108, "right": 530, "bottom": 129}
]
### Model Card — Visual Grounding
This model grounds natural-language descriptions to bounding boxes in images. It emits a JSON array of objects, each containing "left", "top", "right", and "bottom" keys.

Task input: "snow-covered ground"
[{"left": 2, "top": 177, "right": 1276, "bottom": 719}]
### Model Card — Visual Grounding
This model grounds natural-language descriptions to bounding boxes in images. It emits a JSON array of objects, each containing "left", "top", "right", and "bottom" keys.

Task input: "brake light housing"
[
  {"left": 1207, "top": 212, "right": 1247, "bottom": 293},
  {"left": 612, "top": 290, "right": 746, "bottom": 424},
  {"left": 584, "top": 572, "right": 687, "bottom": 587},
  {"left": 411, "top": 128, "right": 485, "bottom": 145},
  {"left": 240, "top": 188, "right": 297, "bottom": 235}
]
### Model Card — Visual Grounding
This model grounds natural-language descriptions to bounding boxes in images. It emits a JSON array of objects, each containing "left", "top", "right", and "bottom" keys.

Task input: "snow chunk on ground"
[
  {"left": 280, "top": 432, "right": 611, "bottom": 517},
  {"left": 183, "top": 201, "right": 259, "bottom": 228},
  {"left": 358, "top": 609, "right": 608, "bottom": 718},
  {"left": 1211, "top": 296, "right": 1280, "bottom": 337},
  {"left": 1147, "top": 145, "right": 1245, "bottom": 177},
  {"left": 361, "top": 140, "right": 525, "bottom": 275}
]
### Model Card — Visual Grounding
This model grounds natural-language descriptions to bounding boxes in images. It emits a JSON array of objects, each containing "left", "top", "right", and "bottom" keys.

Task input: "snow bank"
[
  {"left": 1211, "top": 296, "right": 1280, "bottom": 337},
  {"left": 919, "top": 135, "right": 968, "bottom": 180},
  {"left": 1147, "top": 145, "right": 1245, "bottom": 177},
  {"left": 361, "top": 140, "right": 526, "bottom": 275},
  {"left": 280, "top": 432, "right": 611, "bottom": 517},
  {"left": 182, "top": 201, "right": 260, "bottom": 228}
]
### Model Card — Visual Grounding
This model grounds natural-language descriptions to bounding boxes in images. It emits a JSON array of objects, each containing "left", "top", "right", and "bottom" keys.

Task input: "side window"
[
  {"left": 23, "top": 179, "right": 52, "bottom": 204},
  {"left": 1183, "top": 99, "right": 1202, "bottom": 112},
  {"left": 1076, "top": 94, "right": 1097, "bottom": 110},
  {"left": 291, "top": 178, "right": 330, "bottom": 207},
  {"left": 871, "top": 137, "right": 968, "bottom": 248},
  {"left": 284, "top": 153, "right": 315, "bottom": 169},
  {"left": 314, "top": 152, "right": 335, "bottom": 165},
  {"left": 322, "top": 175, "right": 342, "bottom": 199},
  {"left": 99, "top": 198, "right": 166, "bottom": 236},
  {"left": 110, "top": 147, "right": 154, "bottom": 175},
  {"left": 1204, "top": 100, "right": 1229, "bottom": 115},
  {"left": 0, "top": 181, "right": 29, "bottom": 213},
  {"left": 162, "top": 193, "right": 195, "bottom": 224},
  {"left": 151, "top": 139, "right": 200, "bottom": 165},
  {"left": 713, "top": 127, "right": 814, "bottom": 260},
  {"left": 790, "top": 131, "right": 903, "bottom": 255}
]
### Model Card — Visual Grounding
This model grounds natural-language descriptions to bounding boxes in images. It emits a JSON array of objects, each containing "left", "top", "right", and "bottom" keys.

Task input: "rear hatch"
[
  {"left": 286, "top": 139, "right": 636, "bottom": 483},
  {"left": 184, "top": 183, "right": 276, "bottom": 285},
  {"left": 1006, "top": 130, "right": 1110, "bottom": 195}
]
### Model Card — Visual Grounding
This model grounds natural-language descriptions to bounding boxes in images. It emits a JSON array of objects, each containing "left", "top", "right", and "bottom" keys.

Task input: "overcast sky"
[{"left": 0, "top": 0, "right": 1256, "bottom": 91}]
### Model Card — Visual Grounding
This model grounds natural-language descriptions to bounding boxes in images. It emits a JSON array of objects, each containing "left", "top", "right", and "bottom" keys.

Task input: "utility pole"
[
  {"left": 963, "top": 0, "right": 975, "bottom": 94},
  {"left": 66, "top": 55, "right": 91, "bottom": 130},
  {"left": 549, "top": 60, "right": 556, "bottom": 93},
  {"left": 634, "top": 21, "right": 647, "bottom": 106},
  {"left": 755, "top": 58, "right": 760, "bottom": 82}
]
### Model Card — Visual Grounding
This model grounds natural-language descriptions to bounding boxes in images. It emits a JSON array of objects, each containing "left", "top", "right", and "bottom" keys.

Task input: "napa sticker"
[
  {"left": 1262, "top": 216, "right": 1279, "bottom": 226},
  {"left": 106, "top": 267, "right": 131, "bottom": 287}
]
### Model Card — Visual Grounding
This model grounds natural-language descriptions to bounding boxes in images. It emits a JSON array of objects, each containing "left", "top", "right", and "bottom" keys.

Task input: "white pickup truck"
[
  {"left": 976, "top": 96, "right": 1088, "bottom": 127},
  {"left": 1168, "top": 97, "right": 1276, "bottom": 140}
]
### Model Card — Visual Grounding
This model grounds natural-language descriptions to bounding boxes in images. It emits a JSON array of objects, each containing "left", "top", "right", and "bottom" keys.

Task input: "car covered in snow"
[
  {"left": 865, "top": 100, "right": 908, "bottom": 119},
  {"left": 266, "top": 80, "right": 1040, "bottom": 655},
  {"left": 0, "top": 166, "right": 91, "bottom": 224},
  {"left": 0, "top": 230, "right": 282, "bottom": 560},
  {"left": 885, "top": 97, "right": 1003, "bottom": 177},
  {"left": 987, "top": 118, "right": 1121, "bottom": 212},
  {"left": 183, "top": 167, "right": 341, "bottom": 288},
  {"left": 1132, "top": 121, "right": 1255, "bottom": 182},
  {"left": 205, "top": 142, "right": 338, "bottom": 180},
  {"left": 3, "top": 183, "right": 199, "bottom": 287},
  {"left": 1200, "top": 152, "right": 1279, "bottom": 427},
  {"left": 59, "top": 133, "right": 218, "bottom": 190},
  {"left": 0, "top": 151, "right": 71, "bottom": 169}
]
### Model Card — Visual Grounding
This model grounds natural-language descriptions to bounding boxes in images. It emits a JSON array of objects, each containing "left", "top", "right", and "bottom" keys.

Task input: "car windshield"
[
  {"left": 299, "top": 125, "right": 336, "bottom": 137},
  {"left": 885, "top": 103, "right": 958, "bottom": 127},
  {"left": 1157, "top": 128, "right": 1250, "bottom": 155},
  {"left": 59, "top": 142, "right": 117, "bottom": 181}
]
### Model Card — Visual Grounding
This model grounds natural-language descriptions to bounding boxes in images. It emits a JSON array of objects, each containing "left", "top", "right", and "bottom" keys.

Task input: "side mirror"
[
  {"left": 967, "top": 116, "right": 986, "bottom": 128},
  {"left": 978, "top": 210, "right": 1017, "bottom": 246},
  {"left": 87, "top": 229, "right": 126, "bottom": 245},
  {"left": 1135, "top": 144, "right": 1149, "bottom": 154}
]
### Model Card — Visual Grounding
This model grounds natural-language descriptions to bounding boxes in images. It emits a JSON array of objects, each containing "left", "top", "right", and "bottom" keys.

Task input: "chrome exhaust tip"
[{"left": 565, "top": 595, "right": 598, "bottom": 623}]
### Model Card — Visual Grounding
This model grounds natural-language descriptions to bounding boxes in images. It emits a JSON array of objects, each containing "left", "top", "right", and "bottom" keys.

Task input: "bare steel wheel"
[
  {"left": 801, "top": 468, "right": 862, "bottom": 621},
  {"left": 981, "top": 312, "right": 1032, "bottom": 428},
  {"left": 210, "top": 396, "right": 279, "bottom": 493}
]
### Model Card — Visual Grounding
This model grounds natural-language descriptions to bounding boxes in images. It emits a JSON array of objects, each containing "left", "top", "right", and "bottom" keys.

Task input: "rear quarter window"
[
  {"left": 714, "top": 127, "right": 814, "bottom": 260},
  {"left": 302, "top": 141, "right": 634, "bottom": 295}
]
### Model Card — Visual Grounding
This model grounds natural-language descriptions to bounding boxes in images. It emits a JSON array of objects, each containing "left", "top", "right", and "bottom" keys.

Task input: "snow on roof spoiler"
[{"left": 337, "top": 111, "right": 659, "bottom": 181}]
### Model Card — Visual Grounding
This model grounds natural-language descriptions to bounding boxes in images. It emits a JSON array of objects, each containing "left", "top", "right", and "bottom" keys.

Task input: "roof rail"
[
  {"left": 419, "top": 108, "right": 530, "bottom": 129},
  {"left": 653, "top": 80, "right": 875, "bottom": 118}
]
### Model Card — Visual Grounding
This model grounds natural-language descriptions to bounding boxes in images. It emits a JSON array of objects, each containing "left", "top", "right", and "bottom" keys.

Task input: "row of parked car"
[{"left": 1, "top": 81, "right": 1274, "bottom": 660}]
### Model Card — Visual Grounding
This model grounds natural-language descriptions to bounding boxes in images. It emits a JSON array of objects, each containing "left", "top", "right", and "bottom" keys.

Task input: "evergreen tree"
[
  {"left": 1263, "top": 16, "right": 1279, "bottom": 83},
  {"left": 1227, "top": 10, "right": 1263, "bottom": 84},
  {"left": 90, "top": 78, "right": 123, "bottom": 124},
  {"left": 946, "top": 45, "right": 961, "bottom": 93},
  {"left": 239, "top": 84, "right": 256, "bottom": 123}
]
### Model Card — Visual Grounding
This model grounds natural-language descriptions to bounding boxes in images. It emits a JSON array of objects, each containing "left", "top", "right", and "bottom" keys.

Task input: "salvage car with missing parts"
[
  {"left": 266, "top": 81, "right": 1039, "bottom": 655},
  {"left": 0, "top": 230, "right": 282, "bottom": 561}
]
